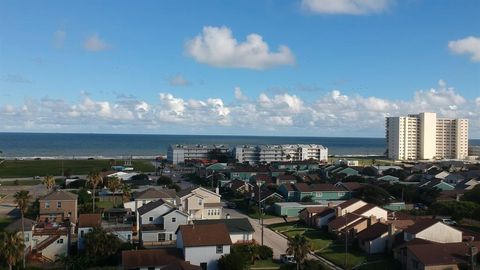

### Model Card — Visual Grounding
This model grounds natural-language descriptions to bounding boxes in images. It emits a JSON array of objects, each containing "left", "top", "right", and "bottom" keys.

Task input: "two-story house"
[
  {"left": 176, "top": 223, "right": 232, "bottom": 270},
  {"left": 176, "top": 186, "right": 222, "bottom": 220},
  {"left": 128, "top": 187, "right": 176, "bottom": 212},
  {"left": 279, "top": 183, "right": 352, "bottom": 202},
  {"left": 136, "top": 199, "right": 188, "bottom": 245},
  {"left": 77, "top": 214, "right": 102, "bottom": 250},
  {"left": 39, "top": 190, "right": 78, "bottom": 223},
  {"left": 193, "top": 218, "right": 255, "bottom": 244}
]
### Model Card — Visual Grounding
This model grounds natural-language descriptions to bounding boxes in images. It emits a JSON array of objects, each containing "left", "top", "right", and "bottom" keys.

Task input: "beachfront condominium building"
[
  {"left": 234, "top": 144, "right": 328, "bottom": 164},
  {"left": 386, "top": 112, "right": 469, "bottom": 160},
  {"left": 167, "top": 144, "right": 229, "bottom": 164}
]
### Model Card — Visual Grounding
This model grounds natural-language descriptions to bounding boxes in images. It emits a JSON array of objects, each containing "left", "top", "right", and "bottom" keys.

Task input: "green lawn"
[
  {"left": 268, "top": 222, "right": 334, "bottom": 251},
  {"left": 95, "top": 198, "right": 123, "bottom": 209},
  {"left": 251, "top": 259, "right": 280, "bottom": 269},
  {"left": 318, "top": 245, "right": 366, "bottom": 269},
  {"left": 0, "top": 159, "right": 155, "bottom": 178},
  {"left": 0, "top": 180, "right": 42, "bottom": 186}
]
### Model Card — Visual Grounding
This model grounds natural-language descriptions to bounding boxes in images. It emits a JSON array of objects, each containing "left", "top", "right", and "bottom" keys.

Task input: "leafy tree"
[
  {"left": 287, "top": 235, "right": 311, "bottom": 270},
  {"left": 218, "top": 251, "right": 249, "bottom": 270},
  {"left": 233, "top": 243, "right": 260, "bottom": 264},
  {"left": 121, "top": 184, "right": 132, "bottom": 202},
  {"left": 258, "top": 245, "right": 273, "bottom": 260},
  {"left": 87, "top": 171, "right": 103, "bottom": 213},
  {"left": 430, "top": 201, "right": 480, "bottom": 221},
  {"left": 168, "top": 183, "right": 181, "bottom": 192},
  {"left": 461, "top": 185, "right": 480, "bottom": 204},
  {"left": 42, "top": 175, "right": 55, "bottom": 190},
  {"left": 13, "top": 190, "right": 31, "bottom": 268},
  {"left": 130, "top": 173, "right": 149, "bottom": 181},
  {"left": 383, "top": 168, "right": 408, "bottom": 181},
  {"left": 107, "top": 176, "right": 122, "bottom": 207},
  {"left": 343, "top": 175, "right": 368, "bottom": 183},
  {"left": 361, "top": 166, "right": 378, "bottom": 177},
  {"left": 0, "top": 231, "right": 25, "bottom": 270},
  {"left": 64, "top": 168, "right": 73, "bottom": 178},
  {"left": 355, "top": 184, "right": 391, "bottom": 206},
  {"left": 76, "top": 188, "right": 92, "bottom": 205},
  {"left": 56, "top": 253, "right": 89, "bottom": 270},
  {"left": 157, "top": 175, "right": 173, "bottom": 185},
  {"left": 84, "top": 227, "right": 121, "bottom": 265}
]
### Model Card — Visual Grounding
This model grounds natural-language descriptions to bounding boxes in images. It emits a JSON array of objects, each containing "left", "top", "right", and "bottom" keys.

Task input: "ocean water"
[{"left": 0, "top": 133, "right": 479, "bottom": 159}]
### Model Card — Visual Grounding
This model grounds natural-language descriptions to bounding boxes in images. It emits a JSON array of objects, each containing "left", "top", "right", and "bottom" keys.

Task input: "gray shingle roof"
[
  {"left": 138, "top": 199, "right": 170, "bottom": 215},
  {"left": 134, "top": 188, "right": 176, "bottom": 200},
  {"left": 192, "top": 218, "right": 254, "bottom": 233},
  {"left": 40, "top": 190, "right": 78, "bottom": 201},
  {"left": 5, "top": 218, "right": 35, "bottom": 232}
]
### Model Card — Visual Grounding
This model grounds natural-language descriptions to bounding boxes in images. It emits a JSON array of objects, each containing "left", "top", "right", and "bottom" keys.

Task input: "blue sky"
[{"left": 0, "top": 0, "right": 479, "bottom": 137}]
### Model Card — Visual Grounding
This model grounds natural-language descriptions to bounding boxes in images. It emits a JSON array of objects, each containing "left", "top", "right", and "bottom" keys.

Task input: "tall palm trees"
[
  {"left": 13, "top": 190, "right": 31, "bottom": 269},
  {"left": 286, "top": 234, "right": 311, "bottom": 270},
  {"left": 107, "top": 176, "right": 122, "bottom": 207},
  {"left": 42, "top": 175, "right": 55, "bottom": 190},
  {"left": 0, "top": 231, "right": 26, "bottom": 270},
  {"left": 87, "top": 171, "right": 102, "bottom": 213},
  {"left": 121, "top": 184, "right": 131, "bottom": 203}
]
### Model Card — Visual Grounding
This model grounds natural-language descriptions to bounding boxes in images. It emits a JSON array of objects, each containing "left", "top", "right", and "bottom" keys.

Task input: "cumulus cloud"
[
  {"left": 448, "top": 36, "right": 480, "bottom": 62},
  {"left": 234, "top": 87, "right": 248, "bottom": 101},
  {"left": 0, "top": 80, "right": 479, "bottom": 137},
  {"left": 185, "top": 26, "right": 295, "bottom": 69},
  {"left": 53, "top": 30, "right": 66, "bottom": 49},
  {"left": 301, "top": 0, "right": 392, "bottom": 15},
  {"left": 84, "top": 34, "right": 110, "bottom": 52},
  {"left": 168, "top": 74, "right": 190, "bottom": 86}
]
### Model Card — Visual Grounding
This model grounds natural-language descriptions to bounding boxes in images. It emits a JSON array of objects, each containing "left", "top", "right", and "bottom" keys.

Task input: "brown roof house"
[
  {"left": 122, "top": 248, "right": 201, "bottom": 270},
  {"left": 176, "top": 223, "right": 232, "bottom": 270},
  {"left": 39, "top": 190, "right": 78, "bottom": 224},
  {"left": 77, "top": 214, "right": 102, "bottom": 250},
  {"left": 356, "top": 222, "right": 397, "bottom": 254},
  {"left": 404, "top": 241, "right": 480, "bottom": 270},
  {"left": 299, "top": 207, "right": 335, "bottom": 228}
]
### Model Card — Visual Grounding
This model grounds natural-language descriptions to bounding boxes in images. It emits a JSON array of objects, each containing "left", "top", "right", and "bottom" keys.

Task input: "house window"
[
  {"left": 216, "top": 245, "right": 223, "bottom": 254},
  {"left": 338, "top": 192, "right": 344, "bottom": 197},
  {"left": 45, "top": 202, "right": 50, "bottom": 208},
  {"left": 127, "top": 234, "right": 131, "bottom": 241},
  {"left": 316, "top": 192, "right": 322, "bottom": 197},
  {"left": 171, "top": 217, "right": 176, "bottom": 222},
  {"left": 149, "top": 217, "right": 153, "bottom": 222},
  {"left": 200, "top": 263, "right": 207, "bottom": 270},
  {"left": 412, "top": 259, "right": 419, "bottom": 269},
  {"left": 24, "top": 234, "right": 29, "bottom": 242},
  {"left": 57, "top": 239, "right": 64, "bottom": 244},
  {"left": 57, "top": 202, "right": 62, "bottom": 208},
  {"left": 199, "top": 199, "right": 203, "bottom": 205},
  {"left": 158, "top": 233, "right": 165, "bottom": 241},
  {"left": 80, "top": 231, "right": 84, "bottom": 237}
]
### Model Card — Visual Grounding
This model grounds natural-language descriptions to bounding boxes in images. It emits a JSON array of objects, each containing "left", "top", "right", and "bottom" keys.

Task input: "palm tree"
[
  {"left": 121, "top": 184, "right": 132, "bottom": 203},
  {"left": 286, "top": 234, "right": 311, "bottom": 270},
  {"left": 107, "top": 176, "right": 122, "bottom": 207},
  {"left": 13, "top": 190, "right": 31, "bottom": 269},
  {"left": 87, "top": 171, "right": 102, "bottom": 213},
  {"left": 0, "top": 231, "right": 26, "bottom": 270},
  {"left": 42, "top": 175, "right": 55, "bottom": 190}
]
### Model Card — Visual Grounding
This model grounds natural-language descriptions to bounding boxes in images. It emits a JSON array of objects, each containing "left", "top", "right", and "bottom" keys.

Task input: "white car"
[
  {"left": 280, "top": 254, "right": 296, "bottom": 264},
  {"left": 440, "top": 218, "right": 457, "bottom": 226}
]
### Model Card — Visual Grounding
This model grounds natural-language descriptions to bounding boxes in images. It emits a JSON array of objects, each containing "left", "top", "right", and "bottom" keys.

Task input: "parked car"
[
  {"left": 439, "top": 218, "right": 457, "bottom": 226},
  {"left": 280, "top": 254, "right": 296, "bottom": 264},
  {"left": 414, "top": 203, "right": 428, "bottom": 210}
]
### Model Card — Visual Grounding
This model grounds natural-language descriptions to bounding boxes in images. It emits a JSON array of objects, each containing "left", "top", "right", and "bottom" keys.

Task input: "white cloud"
[
  {"left": 53, "top": 30, "right": 66, "bottom": 49},
  {"left": 0, "top": 80, "right": 479, "bottom": 137},
  {"left": 84, "top": 34, "right": 110, "bottom": 52},
  {"left": 448, "top": 36, "right": 480, "bottom": 62},
  {"left": 234, "top": 87, "right": 248, "bottom": 101},
  {"left": 169, "top": 74, "right": 190, "bottom": 86},
  {"left": 301, "top": 0, "right": 392, "bottom": 15},
  {"left": 185, "top": 26, "right": 295, "bottom": 69}
]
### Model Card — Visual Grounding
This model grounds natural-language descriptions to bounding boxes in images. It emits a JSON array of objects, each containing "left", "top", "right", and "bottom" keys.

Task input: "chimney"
[
  {"left": 336, "top": 206, "right": 343, "bottom": 217},
  {"left": 215, "top": 186, "right": 219, "bottom": 195},
  {"left": 368, "top": 215, "right": 377, "bottom": 226},
  {"left": 387, "top": 223, "right": 395, "bottom": 250},
  {"left": 327, "top": 202, "right": 333, "bottom": 208}
]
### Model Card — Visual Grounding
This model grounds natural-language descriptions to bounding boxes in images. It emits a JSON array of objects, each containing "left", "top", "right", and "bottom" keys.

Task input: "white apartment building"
[
  {"left": 234, "top": 144, "right": 328, "bottom": 164},
  {"left": 167, "top": 144, "right": 229, "bottom": 164},
  {"left": 386, "top": 112, "right": 468, "bottom": 160}
]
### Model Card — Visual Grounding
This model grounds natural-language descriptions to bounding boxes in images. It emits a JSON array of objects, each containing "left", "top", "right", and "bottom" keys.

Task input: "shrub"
[{"left": 258, "top": 245, "right": 273, "bottom": 260}]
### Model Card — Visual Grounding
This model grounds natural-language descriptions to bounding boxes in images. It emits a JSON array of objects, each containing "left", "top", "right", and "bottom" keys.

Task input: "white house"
[
  {"left": 357, "top": 223, "right": 396, "bottom": 254},
  {"left": 137, "top": 199, "right": 188, "bottom": 245},
  {"left": 176, "top": 186, "right": 222, "bottom": 220},
  {"left": 176, "top": 223, "right": 232, "bottom": 270},
  {"left": 131, "top": 187, "right": 177, "bottom": 212},
  {"left": 192, "top": 218, "right": 254, "bottom": 243},
  {"left": 335, "top": 198, "right": 368, "bottom": 216},
  {"left": 403, "top": 219, "right": 462, "bottom": 243},
  {"left": 5, "top": 218, "right": 36, "bottom": 257},
  {"left": 77, "top": 214, "right": 101, "bottom": 250}
]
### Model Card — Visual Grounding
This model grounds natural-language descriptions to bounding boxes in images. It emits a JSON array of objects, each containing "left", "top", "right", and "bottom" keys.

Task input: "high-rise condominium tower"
[{"left": 385, "top": 112, "right": 468, "bottom": 160}]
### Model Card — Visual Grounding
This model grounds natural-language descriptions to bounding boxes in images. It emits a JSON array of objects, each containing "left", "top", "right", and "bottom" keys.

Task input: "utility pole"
[
  {"left": 258, "top": 185, "right": 264, "bottom": 246},
  {"left": 345, "top": 210, "right": 348, "bottom": 269}
]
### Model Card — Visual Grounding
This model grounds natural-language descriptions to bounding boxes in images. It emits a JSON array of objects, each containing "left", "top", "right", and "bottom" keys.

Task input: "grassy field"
[
  {"left": 251, "top": 259, "right": 280, "bottom": 269},
  {"left": 0, "top": 159, "right": 155, "bottom": 178},
  {"left": 268, "top": 222, "right": 334, "bottom": 251}
]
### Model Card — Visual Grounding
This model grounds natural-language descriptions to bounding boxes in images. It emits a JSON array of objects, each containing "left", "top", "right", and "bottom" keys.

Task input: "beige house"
[
  {"left": 176, "top": 186, "right": 222, "bottom": 220},
  {"left": 39, "top": 190, "right": 78, "bottom": 223}
]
